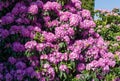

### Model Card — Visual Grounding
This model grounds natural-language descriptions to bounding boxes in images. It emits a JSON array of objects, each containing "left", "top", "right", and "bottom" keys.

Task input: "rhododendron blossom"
[{"left": 0, "top": 0, "right": 117, "bottom": 81}]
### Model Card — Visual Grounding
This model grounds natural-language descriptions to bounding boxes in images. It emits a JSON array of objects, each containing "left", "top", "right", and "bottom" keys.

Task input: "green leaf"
[
  {"left": 60, "top": 71, "right": 63, "bottom": 79},
  {"left": 63, "top": 73, "right": 67, "bottom": 79},
  {"left": 55, "top": 66, "right": 58, "bottom": 72}
]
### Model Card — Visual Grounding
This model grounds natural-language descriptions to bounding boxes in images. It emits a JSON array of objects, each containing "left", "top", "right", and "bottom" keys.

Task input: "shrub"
[
  {"left": 0, "top": 0, "right": 117, "bottom": 81},
  {"left": 95, "top": 8, "right": 120, "bottom": 80}
]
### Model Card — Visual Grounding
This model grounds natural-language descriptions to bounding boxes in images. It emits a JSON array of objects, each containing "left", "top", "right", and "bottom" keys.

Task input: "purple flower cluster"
[
  {"left": 43, "top": 1, "right": 61, "bottom": 11},
  {"left": 28, "top": 4, "right": 38, "bottom": 15},
  {"left": 12, "top": 42, "right": 25, "bottom": 52},
  {"left": 59, "top": 64, "right": 68, "bottom": 72},
  {"left": 0, "top": 0, "right": 16, "bottom": 11},
  {"left": 0, "top": 28, "right": 9, "bottom": 38},
  {"left": 0, "top": 0, "right": 116, "bottom": 80},
  {"left": 0, "top": 57, "right": 46, "bottom": 81}
]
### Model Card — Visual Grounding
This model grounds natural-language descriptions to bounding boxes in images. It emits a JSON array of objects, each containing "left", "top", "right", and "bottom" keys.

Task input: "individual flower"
[
  {"left": 42, "top": 32, "right": 56, "bottom": 42},
  {"left": 105, "top": 24, "right": 111, "bottom": 28},
  {"left": 25, "top": 67, "right": 34, "bottom": 75},
  {"left": 43, "top": 63, "right": 50, "bottom": 69},
  {"left": 1, "top": 14, "right": 14, "bottom": 24},
  {"left": 59, "top": 11, "right": 71, "bottom": 22},
  {"left": 0, "top": 29, "right": 9, "bottom": 38},
  {"left": 63, "top": 36, "right": 70, "bottom": 44},
  {"left": 71, "top": 0, "right": 81, "bottom": 3},
  {"left": 75, "top": 2, "right": 81, "bottom": 9},
  {"left": 15, "top": 18, "right": 23, "bottom": 24},
  {"left": 43, "top": 1, "right": 61, "bottom": 11},
  {"left": 75, "top": 74, "right": 81, "bottom": 79},
  {"left": 36, "top": 0, "right": 43, "bottom": 8},
  {"left": 80, "top": 20, "right": 96, "bottom": 29},
  {"left": 25, "top": 41, "right": 37, "bottom": 50},
  {"left": 81, "top": 9, "right": 91, "bottom": 18},
  {"left": 69, "top": 52, "right": 79, "bottom": 61},
  {"left": 5, "top": 73, "right": 13, "bottom": 81},
  {"left": 40, "top": 54, "right": 48, "bottom": 60},
  {"left": 8, "top": 57, "right": 16, "bottom": 64},
  {"left": 15, "top": 61, "right": 26, "bottom": 69},
  {"left": 9, "top": 25, "right": 21, "bottom": 34},
  {"left": 103, "top": 65, "right": 109, "bottom": 72},
  {"left": 21, "top": 28, "right": 30, "bottom": 37},
  {"left": 69, "top": 14, "right": 81, "bottom": 26},
  {"left": 115, "top": 51, "right": 120, "bottom": 60},
  {"left": 116, "top": 36, "right": 120, "bottom": 41},
  {"left": 59, "top": 64, "right": 68, "bottom": 72},
  {"left": 33, "top": 26, "right": 41, "bottom": 32},
  {"left": 47, "top": 67, "right": 55, "bottom": 74},
  {"left": 28, "top": 4, "right": 38, "bottom": 15},
  {"left": 49, "top": 56, "right": 57, "bottom": 64},
  {"left": 15, "top": 69, "right": 25, "bottom": 81},
  {"left": 77, "top": 63, "right": 85, "bottom": 72},
  {"left": 51, "top": 20, "right": 59, "bottom": 27},
  {"left": 36, "top": 43, "right": 45, "bottom": 52},
  {"left": 31, "top": 60, "right": 39, "bottom": 67},
  {"left": 12, "top": 42, "right": 25, "bottom": 52},
  {"left": 60, "top": 53, "right": 68, "bottom": 61}
]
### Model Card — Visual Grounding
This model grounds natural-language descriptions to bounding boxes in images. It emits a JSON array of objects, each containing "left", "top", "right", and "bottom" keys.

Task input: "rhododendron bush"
[
  {"left": 95, "top": 8, "right": 120, "bottom": 53},
  {"left": 0, "top": 0, "right": 117, "bottom": 81},
  {"left": 95, "top": 8, "right": 120, "bottom": 81}
]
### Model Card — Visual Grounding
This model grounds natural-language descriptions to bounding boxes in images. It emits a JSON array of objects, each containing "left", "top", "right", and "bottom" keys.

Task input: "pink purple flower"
[
  {"left": 59, "top": 64, "right": 68, "bottom": 72},
  {"left": 28, "top": 4, "right": 38, "bottom": 15},
  {"left": 25, "top": 41, "right": 37, "bottom": 50}
]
